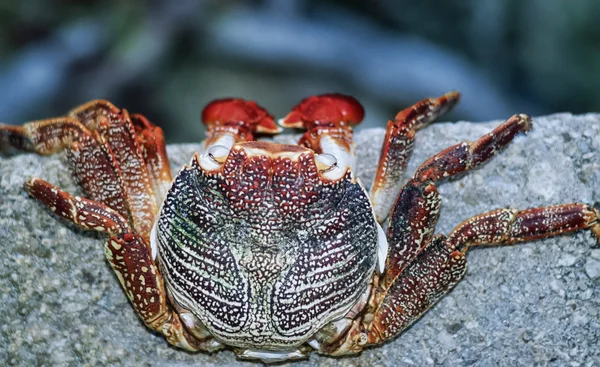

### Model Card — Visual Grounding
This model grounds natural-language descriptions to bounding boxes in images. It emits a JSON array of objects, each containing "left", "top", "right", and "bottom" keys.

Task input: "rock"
[
  {"left": 549, "top": 278, "right": 566, "bottom": 298},
  {"left": 1, "top": 113, "right": 599, "bottom": 366},
  {"left": 585, "top": 259, "right": 600, "bottom": 280},
  {"left": 557, "top": 253, "right": 579, "bottom": 267}
]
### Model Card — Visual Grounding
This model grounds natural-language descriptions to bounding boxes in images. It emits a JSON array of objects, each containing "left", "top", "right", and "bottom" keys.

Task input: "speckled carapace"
[{"left": 1, "top": 92, "right": 598, "bottom": 363}]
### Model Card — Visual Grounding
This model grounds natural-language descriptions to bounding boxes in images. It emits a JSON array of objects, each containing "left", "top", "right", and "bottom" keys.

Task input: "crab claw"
[
  {"left": 279, "top": 94, "right": 366, "bottom": 176},
  {"left": 202, "top": 98, "right": 282, "bottom": 135},
  {"left": 279, "top": 94, "right": 365, "bottom": 129}
]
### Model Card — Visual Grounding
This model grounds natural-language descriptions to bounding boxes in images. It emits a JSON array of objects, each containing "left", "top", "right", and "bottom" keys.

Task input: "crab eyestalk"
[{"left": 280, "top": 94, "right": 365, "bottom": 178}]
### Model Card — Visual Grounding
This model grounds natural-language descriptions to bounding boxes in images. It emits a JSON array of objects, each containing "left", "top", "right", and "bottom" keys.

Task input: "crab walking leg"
[
  {"left": 0, "top": 119, "right": 130, "bottom": 219},
  {"left": 366, "top": 235, "right": 466, "bottom": 346},
  {"left": 362, "top": 204, "right": 600, "bottom": 349},
  {"left": 69, "top": 101, "right": 159, "bottom": 238},
  {"left": 320, "top": 234, "right": 465, "bottom": 356},
  {"left": 447, "top": 205, "right": 600, "bottom": 250},
  {"left": 25, "top": 177, "right": 129, "bottom": 233},
  {"left": 379, "top": 179, "right": 441, "bottom": 290},
  {"left": 24, "top": 178, "right": 208, "bottom": 352},
  {"left": 370, "top": 91, "right": 461, "bottom": 222},
  {"left": 130, "top": 114, "right": 173, "bottom": 205},
  {"left": 414, "top": 113, "right": 532, "bottom": 182},
  {"left": 380, "top": 113, "right": 532, "bottom": 288},
  {"left": 0, "top": 124, "right": 35, "bottom": 151}
]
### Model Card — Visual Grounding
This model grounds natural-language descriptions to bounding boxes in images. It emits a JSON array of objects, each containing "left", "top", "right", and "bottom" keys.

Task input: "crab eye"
[
  {"left": 207, "top": 145, "right": 230, "bottom": 164},
  {"left": 200, "top": 144, "right": 231, "bottom": 171},
  {"left": 315, "top": 153, "right": 338, "bottom": 173}
]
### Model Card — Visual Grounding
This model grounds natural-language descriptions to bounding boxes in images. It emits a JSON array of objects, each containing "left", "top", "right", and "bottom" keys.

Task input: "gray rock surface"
[{"left": 1, "top": 113, "right": 599, "bottom": 366}]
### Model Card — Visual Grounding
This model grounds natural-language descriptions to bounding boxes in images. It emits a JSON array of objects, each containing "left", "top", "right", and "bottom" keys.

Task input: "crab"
[{"left": 1, "top": 92, "right": 599, "bottom": 363}]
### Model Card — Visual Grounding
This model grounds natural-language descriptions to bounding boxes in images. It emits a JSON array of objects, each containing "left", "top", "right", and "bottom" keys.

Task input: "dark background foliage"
[{"left": 2, "top": 0, "right": 599, "bottom": 142}]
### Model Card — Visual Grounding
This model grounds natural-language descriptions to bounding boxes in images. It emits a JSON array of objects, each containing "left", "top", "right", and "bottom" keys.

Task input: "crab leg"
[
  {"left": 24, "top": 178, "right": 209, "bottom": 351},
  {"left": 0, "top": 119, "right": 130, "bottom": 219},
  {"left": 414, "top": 113, "right": 531, "bottom": 182},
  {"left": 327, "top": 203, "right": 599, "bottom": 354},
  {"left": 1, "top": 101, "right": 165, "bottom": 240},
  {"left": 364, "top": 204, "right": 600, "bottom": 347},
  {"left": 381, "top": 113, "right": 532, "bottom": 288},
  {"left": 370, "top": 91, "right": 460, "bottom": 222},
  {"left": 366, "top": 235, "right": 467, "bottom": 345},
  {"left": 131, "top": 114, "right": 173, "bottom": 205},
  {"left": 69, "top": 101, "right": 159, "bottom": 238},
  {"left": 0, "top": 124, "right": 35, "bottom": 152},
  {"left": 446, "top": 204, "right": 600, "bottom": 250},
  {"left": 378, "top": 180, "right": 441, "bottom": 290}
]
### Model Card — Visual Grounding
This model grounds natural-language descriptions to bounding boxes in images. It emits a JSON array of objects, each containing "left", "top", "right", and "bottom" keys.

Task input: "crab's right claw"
[{"left": 281, "top": 94, "right": 366, "bottom": 178}]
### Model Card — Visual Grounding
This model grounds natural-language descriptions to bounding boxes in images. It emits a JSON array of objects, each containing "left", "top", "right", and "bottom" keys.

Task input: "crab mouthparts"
[
  {"left": 236, "top": 141, "right": 310, "bottom": 159},
  {"left": 199, "top": 140, "right": 350, "bottom": 181}
]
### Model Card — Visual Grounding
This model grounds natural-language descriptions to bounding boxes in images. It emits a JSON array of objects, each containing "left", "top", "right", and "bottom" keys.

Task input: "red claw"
[
  {"left": 202, "top": 98, "right": 281, "bottom": 135},
  {"left": 280, "top": 94, "right": 365, "bottom": 129}
]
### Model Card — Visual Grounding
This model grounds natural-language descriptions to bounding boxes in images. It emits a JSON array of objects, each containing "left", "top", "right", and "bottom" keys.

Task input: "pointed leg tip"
[
  {"left": 438, "top": 91, "right": 461, "bottom": 113},
  {"left": 0, "top": 124, "right": 33, "bottom": 152},
  {"left": 23, "top": 177, "right": 57, "bottom": 202},
  {"left": 23, "top": 177, "right": 40, "bottom": 194},
  {"left": 591, "top": 207, "right": 600, "bottom": 245},
  {"left": 445, "top": 90, "right": 461, "bottom": 101},
  {"left": 514, "top": 113, "right": 533, "bottom": 132}
]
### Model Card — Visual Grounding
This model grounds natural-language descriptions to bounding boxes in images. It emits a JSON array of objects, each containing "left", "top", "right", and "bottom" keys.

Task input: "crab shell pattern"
[
  {"left": 156, "top": 141, "right": 379, "bottom": 349},
  {"left": 1, "top": 93, "right": 598, "bottom": 363}
]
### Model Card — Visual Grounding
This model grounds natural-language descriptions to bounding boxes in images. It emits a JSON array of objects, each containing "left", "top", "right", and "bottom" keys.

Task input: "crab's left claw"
[
  {"left": 198, "top": 98, "right": 280, "bottom": 172},
  {"left": 202, "top": 98, "right": 281, "bottom": 138},
  {"left": 279, "top": 94, "right": 364, "bottom": 129}
]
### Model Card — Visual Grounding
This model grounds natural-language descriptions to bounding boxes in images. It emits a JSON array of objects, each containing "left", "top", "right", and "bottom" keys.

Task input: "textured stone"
[
  {"left": 585, "top": 259, "right": 600, "bottom": 280},
  {"left": 1, "top": 113, "right": 599, "bottom": 366}
]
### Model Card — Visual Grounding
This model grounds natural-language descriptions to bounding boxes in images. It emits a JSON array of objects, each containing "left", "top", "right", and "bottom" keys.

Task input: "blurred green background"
[{"left": 1, "top": 0, "right": 599, "bottom": 143}]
